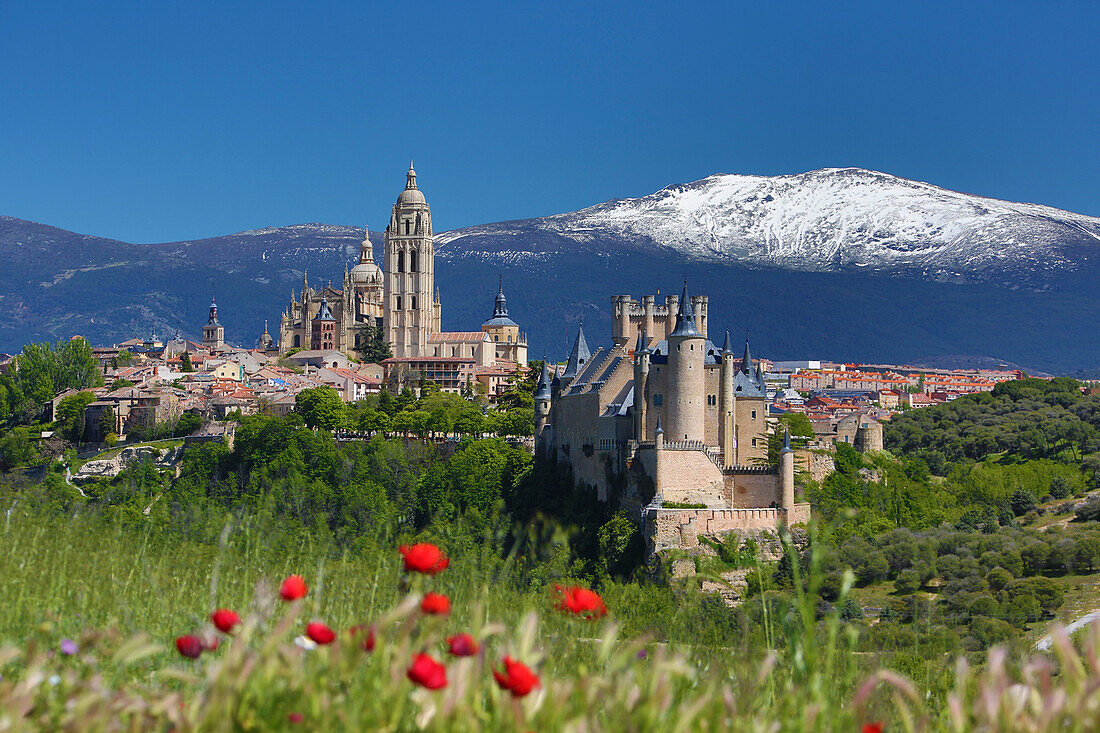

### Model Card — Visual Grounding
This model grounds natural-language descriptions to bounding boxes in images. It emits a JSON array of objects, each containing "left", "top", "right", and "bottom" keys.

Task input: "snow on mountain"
[{"left": 434, "top": 168, "right": 1100, "bottom": 287}]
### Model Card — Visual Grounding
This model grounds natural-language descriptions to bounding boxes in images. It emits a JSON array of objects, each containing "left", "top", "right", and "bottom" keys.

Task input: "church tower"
[
  {"left": 384, "top": 162, "right": 440, "bottom": 357},
  {"left": 202, "top": 295, "right": 225, "bottom": 350}
]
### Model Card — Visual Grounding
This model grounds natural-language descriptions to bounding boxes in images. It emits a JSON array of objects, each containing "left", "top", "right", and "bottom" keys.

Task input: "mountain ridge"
[{"left": 2, "top": 168, "right": 1098, "bottom": 372}]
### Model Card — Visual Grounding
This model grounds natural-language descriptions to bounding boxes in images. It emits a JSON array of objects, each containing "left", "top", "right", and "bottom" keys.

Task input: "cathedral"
[{"left": 276, "top": 164, "right": 527, "bottom": 391}]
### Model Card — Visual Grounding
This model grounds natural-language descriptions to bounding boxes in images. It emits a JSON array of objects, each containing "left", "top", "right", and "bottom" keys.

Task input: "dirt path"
[{"left": 1035, "top": 609, "right": 1100, "bottom": 651}]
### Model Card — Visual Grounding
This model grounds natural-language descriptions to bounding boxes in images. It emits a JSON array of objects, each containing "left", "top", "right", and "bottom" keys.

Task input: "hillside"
[{"left": 2, "top": 168, "right": 1099, "bottom": 371}]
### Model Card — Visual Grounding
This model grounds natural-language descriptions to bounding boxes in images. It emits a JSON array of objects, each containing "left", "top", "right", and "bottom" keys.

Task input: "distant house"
[{"left": 280, "top": 349, "right": 355, "bottom": 371}]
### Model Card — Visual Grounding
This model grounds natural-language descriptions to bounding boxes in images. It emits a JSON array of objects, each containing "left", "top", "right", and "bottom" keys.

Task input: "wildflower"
[
  {"left": 280, "top": 575, "right": 308, "bottom": 601},
  {"left": 863, "top": 725, "right": 884, "bottom": 733},
  {"left": 293, "top": 635, "right": 317, "bottom": 650},
  {"left": 48, "top": 674, "right": 61, "bottom": 686},
  {"left": 636, "top": 648, "right": 647, "bottom": 660},
  {"left": 552, "top": 585, "right": 608, "bottom": 619},
  {"left": 288, "top": 713, "right": 304, "bottom": 724},
  {"left": 350, "top": 624, "right": 376, "bottom": 652},
  {"left": 420, "top": 592, "right": 451, "bottom": 616},
  {"left": 407, "top": 653, "right": 448, "bottom": 689},
  {"left": 59, "top": 639, "right": 78, "bottom": 656},
  {"left": 399, "top": 543, "right": 449, "bottom": 575},
  {"left": 447, "top": 633, "right": 479, "bottom": 657},
  {"left": 175, "top": 635, "right": 203, "bottom": 659},
  {"left": 306, "top": 622, "right": 336, "bottom": 645},
  {"left": 493, "top": 656, "right": 540, "bottom": 697},
  {"left": 210, "top": 609, "right": 241, "bottom": 634}
]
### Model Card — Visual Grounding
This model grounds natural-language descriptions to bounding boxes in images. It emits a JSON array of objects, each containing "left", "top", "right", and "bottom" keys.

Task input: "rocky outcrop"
[{"left": 72, "top": 445, "right": 183, "bottom": 483}]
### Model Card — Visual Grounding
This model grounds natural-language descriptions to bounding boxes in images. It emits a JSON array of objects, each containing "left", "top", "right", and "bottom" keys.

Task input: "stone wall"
[
  {"left": 656, "top": 448, "right": 725, "bottom": 505},
  {"left": 796, "top": 448, "right": 835, "bottom": 484},
  {"left": 724, "top": 471, "right": 780, "bottom": 508},
  {"left": 645, "top": 504, "right": 811, "bottom": 554}
]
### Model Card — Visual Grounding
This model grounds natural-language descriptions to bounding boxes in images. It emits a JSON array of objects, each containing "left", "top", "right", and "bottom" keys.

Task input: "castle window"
[
  {"left": 653, "top": 394, "right": 663, "bottom": 406},
  {"left": 409, "top": 250, "right": 418, "bottom": 272},
  {"left": 397, "top": 251, "right": 405, "bottom": 272},
  {"left": 751, "top": 410, "right": 757, "bottom": 419},
  {"left": 707, "top": 394, "right": 716, "bottom": 405},
  {"left": 752, "top": 438, "right": 757, "bottom": 447}
]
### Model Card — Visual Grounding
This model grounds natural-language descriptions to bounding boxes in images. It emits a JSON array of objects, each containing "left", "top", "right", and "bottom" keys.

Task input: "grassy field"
[{"left": 4, "top": 514, "right": 1100, "bottom": 731}]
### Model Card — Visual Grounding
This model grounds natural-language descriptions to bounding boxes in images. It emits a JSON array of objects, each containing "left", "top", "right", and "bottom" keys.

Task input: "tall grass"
[{"left": 3, "top": 513, "right": 1100, "bottom": 730}]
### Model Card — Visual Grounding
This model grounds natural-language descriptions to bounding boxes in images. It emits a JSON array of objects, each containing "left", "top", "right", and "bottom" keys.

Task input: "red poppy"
[
  {"left": 862, "top": 725, "right": 884, "bottom": 733},
  {"left": 399, "top": 543, "right": 450, "bottom": 575},
  {"left": 407, "top": 653, "right": 448, "bottom": 689},
  {"left": 350, "top": 624, "right": 376, "bottom": 652},
  {"left": 420, "top": 592, "right": 451, "bottom": 616},
  {"left": 493, "top": 656, "right": 540, "bottom": 697},
  {"left": 280, "top": 575, "right": 308, "bottom": 601},
  {"left": 447, "top": 633, "right": 479, "bottom": 657},
  {"left": 288, "top": 712, "right": 304, "bottom": 724},
  {"left": 175, "top": 635, "right": 203, "bottom": 659},
  {"left": 552, "top": 585, "right": 608, "bottom": 619},
  {"left": 210, "top": 609, "right": 241, "bottom": 634},
  {"left": 306, "top": 622, "right": 336, "bottom": 645}
]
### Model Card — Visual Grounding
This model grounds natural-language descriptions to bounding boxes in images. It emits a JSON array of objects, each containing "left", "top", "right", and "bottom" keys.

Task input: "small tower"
[
  {"left": 664, "top": 283, "right": 706, "bottom": 442},
  {"left": 482, "top": 276, "right": 527, "bottom": 363},
  {"left": 311, "top": 296, "right": 337, "bottom": 351},
  {"left": 719, "top": 330, "right": 736, "bottom": 468},
  {"left": 202, "top": 294, "right": 225, "bottom": 350},
  {"left": 534, "top": 360, "right": 552, "bottom": 445},
  {"left": 632, "top": 329, "right": 650, "bottom": 441},
  {"left": 780, "top": 429, "right": 796, "bottom": 524},
  {"left": 740, "top": 336, "right": 753, "bottom": 375}
]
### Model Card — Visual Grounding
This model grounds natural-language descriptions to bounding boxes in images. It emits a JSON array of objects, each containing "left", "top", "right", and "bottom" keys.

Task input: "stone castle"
[{"left": 534, "top": 285, "right": 810, "bottom": 554}]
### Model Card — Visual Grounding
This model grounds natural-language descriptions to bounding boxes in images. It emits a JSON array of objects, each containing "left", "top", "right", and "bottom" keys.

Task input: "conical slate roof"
[
  {"left": 634, "top": 329, "right": 649, "bottom": 356},
  {"left": 562, "top": 324, "right": 590, "bottom": 379},
  {"left": 741, "top": 337, "right": 753, "bottom": 374},
  {"left": 534, "top": 361, "right": 552, "bottom": 400},
  {"left": 721, "top": 329, "right": 734, "bottom": 355},
  {"left": 668, "top": 283, "right": 701, "bottom": 338}
]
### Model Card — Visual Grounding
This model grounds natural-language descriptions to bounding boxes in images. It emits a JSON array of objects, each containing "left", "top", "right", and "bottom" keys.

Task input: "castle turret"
[
  {"left": 719, "top": 329, "right": 736, "bottom": 468},
  {"left": 534, "top": 360, "right": 552, "bottom": 446},
  {"left": 664, "top": 283, "right": 705, "bottom": 442},
  {"left": 780, "top": 428, "right": 796, "bottom": 525},
  {"left": 632, "top": 329, "right": 650, "bottom": 441}
]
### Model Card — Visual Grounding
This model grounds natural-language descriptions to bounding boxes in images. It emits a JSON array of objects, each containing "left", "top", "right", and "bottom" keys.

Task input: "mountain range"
[{"left": 2, "top": 168, "right": 1098, "bottom": 373}]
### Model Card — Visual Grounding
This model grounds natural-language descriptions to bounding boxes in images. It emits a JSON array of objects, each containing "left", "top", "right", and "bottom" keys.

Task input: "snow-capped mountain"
[
  {"left": 435, "top": 168, "right": 1100, "bottom": 288},
  {"left": 2, "top": 168, "right": 1098, "bottom": 371}
]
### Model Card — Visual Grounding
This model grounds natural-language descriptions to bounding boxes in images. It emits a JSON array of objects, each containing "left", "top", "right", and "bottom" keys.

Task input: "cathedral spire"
[
  {"left": 360, "top": 222, "right": 374, "bottom": 263},
  {"left": 493, "top": 275, "right": 509, "bottom": 318},
  {"left": 406, "top": 160, "right": 417, "bottom": 190}
]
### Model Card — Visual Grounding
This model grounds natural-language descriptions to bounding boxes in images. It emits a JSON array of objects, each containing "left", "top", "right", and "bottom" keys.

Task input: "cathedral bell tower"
[
  {"left": 202, "top": 295, "right": 225, "bottom": 350},
  {"left": 383, "top": 162, "right": 440, "bottom": 357}
]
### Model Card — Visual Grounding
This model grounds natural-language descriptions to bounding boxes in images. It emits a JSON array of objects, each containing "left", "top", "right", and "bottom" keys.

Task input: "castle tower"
[
  {"left": 560, "top": 324, "right": 590, "bottom": 387},
  {"left": 384, "top": 162, "right": 439, "bottom": 357},
  {"left": 780, "top": 429, "right": 796, "bottom": 525},
  {"left": 534, "top": 360, "right": 552, "bottom": 446},
  {"left": 202, "top": 295, "right": 225, "bottom": 350},
  {"left": 664, "top": 283, "right": 705, "bottom": 442},
  {"left": 632, "top": 329, "right": 650, "bottom": 441},
  {"left": 719, "top": 329, "right": 736, "bottom": 467}
]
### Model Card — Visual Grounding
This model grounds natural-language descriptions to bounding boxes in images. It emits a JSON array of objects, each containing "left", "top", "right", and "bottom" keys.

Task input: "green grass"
[{"left": 5, "top": 514, "right": 1100, "bottom": 730}]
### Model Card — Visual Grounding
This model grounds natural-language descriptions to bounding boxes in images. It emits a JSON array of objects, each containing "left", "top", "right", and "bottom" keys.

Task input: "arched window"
[
  {"left": 397, "top": 251, "right": 405, "bottom": 273},
  {"left": 409, "top": 250, "right": 418, "bottom": 272},
  {"left": 293, "top": 334, "right": 300, "bottom": 347}
]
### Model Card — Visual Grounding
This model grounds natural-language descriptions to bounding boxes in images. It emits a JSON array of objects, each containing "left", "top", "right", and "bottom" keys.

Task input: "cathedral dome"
[{"left": 349, "top": 261, "right": 382, "bottom": 285}]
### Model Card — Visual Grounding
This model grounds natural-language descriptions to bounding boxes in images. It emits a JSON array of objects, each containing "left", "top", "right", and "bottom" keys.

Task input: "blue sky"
[{"left": 2, "top": 1, "right": 1098, "bottom": 242}]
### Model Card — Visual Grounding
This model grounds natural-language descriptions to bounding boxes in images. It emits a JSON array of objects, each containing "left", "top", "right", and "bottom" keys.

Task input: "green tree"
[
  {"left": 180, "top": 351, "right": 195, "bottom": 373},
  {"left": 54, "top": 391, "right": 97, "bottom": 442},
  {"left": 294, "top": 386, "right": 346, "bottom": 430},
  {"left": 355, "top": 323, "right": 393, "bottom": 363},
  {"left": 99, "top": 406, "right": 116, "bottom": 440}
]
